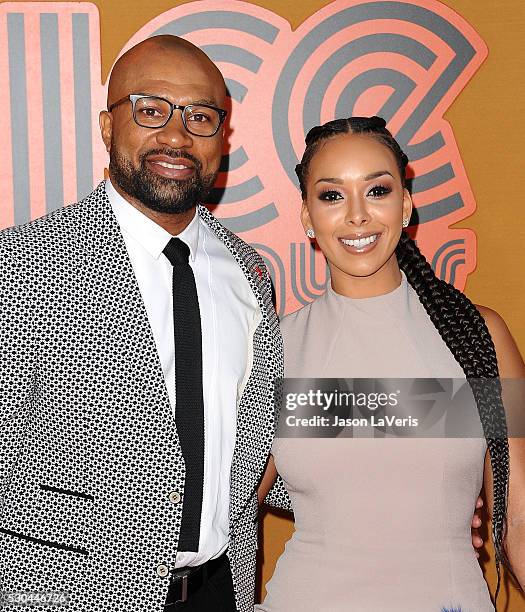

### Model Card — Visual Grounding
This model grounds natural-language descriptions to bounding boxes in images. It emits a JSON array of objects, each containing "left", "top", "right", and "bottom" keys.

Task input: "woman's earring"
[
  {"left": 402, "top": 218, "right": 409, "bottom": 228},
  {"left": 306, "top": 228, "right": 315, "bottom": 238}
]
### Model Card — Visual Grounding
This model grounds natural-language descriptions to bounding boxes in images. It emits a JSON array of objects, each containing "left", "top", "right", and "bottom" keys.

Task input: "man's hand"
[{"left": 472, "top": 496, "right": 484, "bottom": 558}]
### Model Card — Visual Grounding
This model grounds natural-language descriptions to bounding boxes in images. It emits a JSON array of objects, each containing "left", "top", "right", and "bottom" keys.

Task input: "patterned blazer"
[{"left": 0, "top": 183, "right": 288, "bottom": 611}]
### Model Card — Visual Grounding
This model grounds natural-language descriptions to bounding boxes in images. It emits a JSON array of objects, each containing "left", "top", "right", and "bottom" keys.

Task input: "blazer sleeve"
[
  {"left": 0, "top": 246, "right": 35, "bottom": 498},
  {"left": 255, "top": 260, "right": 291, "bottom": 511},
  {"left": 264, "top": 475, "right": 293, "bottom": 513}
]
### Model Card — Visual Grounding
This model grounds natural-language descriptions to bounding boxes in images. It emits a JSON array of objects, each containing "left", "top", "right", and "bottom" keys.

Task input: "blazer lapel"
[
  {"left": 197, "top": 206, "right": 281, "bottom": 525},
  {"left": 197, "top": 205, "right": 269, "bottom": 320},
  {"left": 75, "top": 184, "right": 176, "bottom": 441}
]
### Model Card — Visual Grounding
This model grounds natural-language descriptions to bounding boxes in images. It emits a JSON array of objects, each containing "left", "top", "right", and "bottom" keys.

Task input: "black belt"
[{"left": 165, "top": 551, "right": 229, "bottom": 607}]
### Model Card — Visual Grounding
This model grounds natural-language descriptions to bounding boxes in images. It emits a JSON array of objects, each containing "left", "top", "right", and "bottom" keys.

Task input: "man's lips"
[{"left": 145, "top": 155, "right": 196, "bottom": 179}]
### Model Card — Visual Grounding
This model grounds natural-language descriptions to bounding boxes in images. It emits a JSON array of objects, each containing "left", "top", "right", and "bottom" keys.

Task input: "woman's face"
[{"left": 301, "top": 132, "right": 412, "bottom": 295}]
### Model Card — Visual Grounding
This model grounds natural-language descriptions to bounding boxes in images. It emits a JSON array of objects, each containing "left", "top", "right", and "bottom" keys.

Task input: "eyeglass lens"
[{"left": 133, "top": 97, "right": 221, "bottom": 135}]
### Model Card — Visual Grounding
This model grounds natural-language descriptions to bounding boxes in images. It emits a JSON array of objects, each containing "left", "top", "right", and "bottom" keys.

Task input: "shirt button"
[
  {"left": 169, "top": 491, "right": 181, "bottom": 504},
  {"left": 157, "top": 564, "right": 169, "bottom": 578}
]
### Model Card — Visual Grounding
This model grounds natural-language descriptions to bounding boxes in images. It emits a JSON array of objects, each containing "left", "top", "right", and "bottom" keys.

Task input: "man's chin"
[
  {"left": 113, "top": 176, "right": 199, "bottom": 214},
  {"left": 141, "top": 171, "right": 213, "bottom": 211},
  {"left": 138, "top": 192, "right": 198, "bottom": 215}
]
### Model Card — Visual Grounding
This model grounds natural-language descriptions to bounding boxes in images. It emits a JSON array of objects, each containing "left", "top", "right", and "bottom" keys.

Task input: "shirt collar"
[{"left": 105, "top": 178, "right": 199, "bottom": 261}]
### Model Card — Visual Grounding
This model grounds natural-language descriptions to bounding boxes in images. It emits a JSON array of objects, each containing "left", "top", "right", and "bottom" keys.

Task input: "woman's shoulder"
[
  {"left": 279, "top": 294, "right": 327, "bottom": 341},
  {"left": 280, "top": 301, "right": 314, "bottom": 335},
  {"left": 475, "top": 304, "right": 514, "bottom": 344}
]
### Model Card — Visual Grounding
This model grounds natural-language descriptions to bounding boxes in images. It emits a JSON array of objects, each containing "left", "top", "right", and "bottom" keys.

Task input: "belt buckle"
[{"left": 171, "top": 569, "right": 192, "bottom": 604}]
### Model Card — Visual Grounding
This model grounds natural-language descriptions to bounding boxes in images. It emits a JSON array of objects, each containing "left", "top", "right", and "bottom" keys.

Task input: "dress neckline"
[{"left": 325, "top": 271, "right": 409, "bottom": 312}]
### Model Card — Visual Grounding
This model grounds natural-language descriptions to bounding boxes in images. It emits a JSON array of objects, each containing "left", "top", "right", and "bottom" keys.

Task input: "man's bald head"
[{"left": 107, "top": 35, "right": 226, "bottom": 108}]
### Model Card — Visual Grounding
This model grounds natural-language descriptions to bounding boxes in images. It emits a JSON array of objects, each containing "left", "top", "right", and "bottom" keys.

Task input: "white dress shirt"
[{"left": 106, "top": 179, "right": 261, "bottom": 567}]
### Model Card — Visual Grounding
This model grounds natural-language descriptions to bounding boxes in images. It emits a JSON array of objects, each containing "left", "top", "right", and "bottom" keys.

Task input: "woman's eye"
[
  {"left": 319, "top": 190, "right": 343, "bottom": 202},
  {"left": 367, "top": 184, "right": 391, "bottom": 198}
]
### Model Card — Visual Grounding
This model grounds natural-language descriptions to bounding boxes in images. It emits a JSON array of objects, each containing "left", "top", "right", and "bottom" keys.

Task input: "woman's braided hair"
[{"left": 295, "top": 116, "right": 510, "bottom": 604}]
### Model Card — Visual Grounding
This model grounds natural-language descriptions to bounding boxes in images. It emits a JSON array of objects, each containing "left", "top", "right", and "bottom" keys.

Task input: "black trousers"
[{"left": 163, "top": 554, "right": 236, "bottom": 612}]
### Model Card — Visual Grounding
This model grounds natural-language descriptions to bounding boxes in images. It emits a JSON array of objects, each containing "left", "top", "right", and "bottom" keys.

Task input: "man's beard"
[{"left": 109, "top": 147, "right": 217, "bottom": 214}]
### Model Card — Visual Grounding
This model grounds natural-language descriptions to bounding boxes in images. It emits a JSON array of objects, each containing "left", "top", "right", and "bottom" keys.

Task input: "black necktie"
[{"left": 163, "top": 237, "right": 204, "bottom": 552}]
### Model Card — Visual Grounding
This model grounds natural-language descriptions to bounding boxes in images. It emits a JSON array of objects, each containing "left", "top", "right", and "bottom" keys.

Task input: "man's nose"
[{"left": 155, "top": 111, "right": 193, "bottom": 148}]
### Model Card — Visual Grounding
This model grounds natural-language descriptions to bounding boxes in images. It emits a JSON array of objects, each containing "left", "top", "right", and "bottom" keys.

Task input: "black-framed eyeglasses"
[{"left": 108, "top": 94, "right": 227, "bottom": 137}]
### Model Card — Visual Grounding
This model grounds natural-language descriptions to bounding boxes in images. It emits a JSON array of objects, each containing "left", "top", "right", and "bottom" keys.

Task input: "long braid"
[
  {"left": 396, "top": 232, "right": 510, "bottom": 593},
  {"left": 296, "top": 116, "right": 511, "bottom": 607}
]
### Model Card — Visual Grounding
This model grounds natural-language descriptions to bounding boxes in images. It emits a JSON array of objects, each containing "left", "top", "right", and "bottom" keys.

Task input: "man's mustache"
[{"left": 140, "top": 149, "right": 202, "bottom": 172}]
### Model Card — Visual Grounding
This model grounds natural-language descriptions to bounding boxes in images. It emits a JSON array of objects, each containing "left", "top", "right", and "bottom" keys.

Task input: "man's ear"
[{"left": 99, "top": 110, "right": 113, "bottom": 153}]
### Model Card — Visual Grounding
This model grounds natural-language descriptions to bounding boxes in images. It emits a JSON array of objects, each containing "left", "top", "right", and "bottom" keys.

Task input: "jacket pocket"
[
  {"left": 35, "top": 483, "right": 93, "bottom": 550},
  {"left": 39, "top": 483, "right": 94, "bottom": 502},
  {"left": 0, "top": 528, "right": 88, "bottom": 605},
  {"left": 0, "top": 526, "right": 88, "bottom": 555},
  {"left": 3, "top": 482, "right": 95, "bottom": 554}
]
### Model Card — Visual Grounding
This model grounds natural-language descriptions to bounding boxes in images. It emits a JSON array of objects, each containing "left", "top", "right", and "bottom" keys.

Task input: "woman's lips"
[
  {"left": 146, "top": 155, "right": 196, "bottom": 179},
  {"left": 339, "top": 232, "right": 381, "bottom": 254}
]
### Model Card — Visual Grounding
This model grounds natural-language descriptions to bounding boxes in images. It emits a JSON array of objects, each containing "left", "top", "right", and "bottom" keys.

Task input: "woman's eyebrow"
[
  {"left": 315, "top": 171, "right": 394, "bottom": 185},
  {"left": 363, "top": 170, "right": 394, "bottom": 181},
  {"left": 315, "top": 177, "right": 344, "bottom": 185}
]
